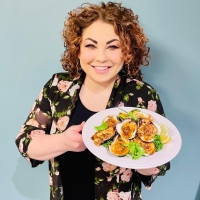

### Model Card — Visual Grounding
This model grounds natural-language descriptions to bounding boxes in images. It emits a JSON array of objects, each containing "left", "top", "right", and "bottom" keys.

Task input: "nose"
[{"left": 95, "top": 49, "right": 108, "bottom": 63}]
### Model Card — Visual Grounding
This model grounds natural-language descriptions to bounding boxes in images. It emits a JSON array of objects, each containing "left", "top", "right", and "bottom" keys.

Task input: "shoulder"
[
  {"left": 50, "top": 72, "right": 73, "bottom": 82},
  {"left": 124, "top": 78, "right": 165, "bottom": 115},
  {"left": 125, "top": 78, "right": 157, "bottom": 94},
  {"left": 44, "top": 72, "right": 75, "bottom": 88}
]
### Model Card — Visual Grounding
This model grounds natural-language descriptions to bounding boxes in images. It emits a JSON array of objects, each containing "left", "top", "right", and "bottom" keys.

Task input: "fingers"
[
  {"left": 62, "top": 122, "right": 87, "bottom": 152},
  {"left": 68, "top": 121, "right": 85, "bottom": 132},
  {"left": 154, "top": 167, "right": 160, "bottom": 174},
  {"left": 136, "top": 167, "right": 159, "bottom": 176},
  {"left": 72, "top": 131, "right": 84, "bottom": 143}
]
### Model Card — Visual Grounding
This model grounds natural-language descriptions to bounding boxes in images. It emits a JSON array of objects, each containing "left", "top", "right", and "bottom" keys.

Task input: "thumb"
[{"left": 69, "top": 121, "right": 85, "bottom": 132}]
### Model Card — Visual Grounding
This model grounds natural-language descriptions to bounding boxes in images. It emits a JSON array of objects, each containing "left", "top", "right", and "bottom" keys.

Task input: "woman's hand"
[
  {"left": 61, "top": 122, "right": 87, "bottom": 152},
  {"left": 136, "top": 167, "right": 160, "bottom": 176}
]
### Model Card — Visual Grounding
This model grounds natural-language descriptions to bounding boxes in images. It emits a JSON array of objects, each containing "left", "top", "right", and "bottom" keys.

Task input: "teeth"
[{"left": 94, "top": 66, "right": 108, "bottom": 70}]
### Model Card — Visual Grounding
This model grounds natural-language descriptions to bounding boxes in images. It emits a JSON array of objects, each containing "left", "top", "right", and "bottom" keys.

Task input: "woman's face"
[{"left": 78, "top": 20, "right": 124, "bottom": 85}]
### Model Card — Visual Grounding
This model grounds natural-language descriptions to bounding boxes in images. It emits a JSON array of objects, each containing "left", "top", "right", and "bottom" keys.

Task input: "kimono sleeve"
[
  {"left": 15, "top": 74, "right": 57, "bottom": 167},
  {"left": 130, "top": 81, "right": 170, "bottom": 189}
]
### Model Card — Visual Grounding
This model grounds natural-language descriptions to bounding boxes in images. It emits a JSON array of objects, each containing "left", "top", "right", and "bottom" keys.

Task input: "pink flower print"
[
  {"left": 107, "top": 191, "right": 120, "bottom": 200},
  {"left": 147, "top": 100, "right": 157, "bottom": 112},
  {"left": 138, "top": 97, "right": 144, "bottom": 104},
  {"left": 29, "top": 130, "right": 45, "bottom": 139},
  {"left": 26, "top": 119, "right": 39, "bottom": 127},
  {"left": 38, "top": 89, "right": 43, "bottom": 101},
  {"left": 49, "top": 175, "right": 53, "bottom": 186},
  {"left": 34, "top": 108, "right": 41, "bottom": 115},
  {"left": 102, "top": 162, "right": 117, "bottom": 172},
  {"left": 56, "top": 116, "right": 69, "bottom": 131},
  {"left": 115, "top": 75, "right": 121, "bottom": 86},
  {"left": 30, "top": 102, "right": 36, "bottom": 113},
  {"left": 118, "top": 167, "right": 126, "bottom": 174},
  {"left": 95, "top": 167, "right": 101, "bottom": 171},
  {"left": 118, "top": 101, "right": 124, "bottom": 107},
  {"left": 121, "top": 169, "right": 132, "bottom": 182},
  {"left": 57, "top": 80, "right": 72, "bottom": 93},
  {"left": 52, "top": 75, "right": 58, "bottom": 86},
  {"left": 146, "top": 186, "right": 151, "bottom": 190},
  {"left": 118, "top": 191, "right": 131, "bottom": 200},
  {"left": 107, "top": 176, "right": 112, "bottom": 182},
  {"left": 50, "top": 158, "right": 55, "bottom": 168},
  {"left": 69, "top": 83, "right": 80, "bottom": 96}
]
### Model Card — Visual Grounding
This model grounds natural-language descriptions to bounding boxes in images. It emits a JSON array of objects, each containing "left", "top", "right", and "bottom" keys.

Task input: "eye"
[
  {"left": 85, "top": 44, "right": 96, "bottom": 49},
  {"left": 107, "top": 45, "right": 119, "bottom": 50}
]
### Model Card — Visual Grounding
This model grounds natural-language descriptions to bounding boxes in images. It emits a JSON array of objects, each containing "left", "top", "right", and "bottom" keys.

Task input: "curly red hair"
[{"left": 61, "top": 1, "right": 150, "bottom": 80}]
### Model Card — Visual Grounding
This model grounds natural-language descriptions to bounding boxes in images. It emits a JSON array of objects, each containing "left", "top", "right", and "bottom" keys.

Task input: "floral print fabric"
[{"left": 15, "top": 71, "right": 170, "bottom": 200}]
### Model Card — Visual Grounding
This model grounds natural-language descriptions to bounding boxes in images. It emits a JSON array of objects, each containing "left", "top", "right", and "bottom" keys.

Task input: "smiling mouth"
[{"left": 92, "top": 66, "right": 111, "bottom": 70}]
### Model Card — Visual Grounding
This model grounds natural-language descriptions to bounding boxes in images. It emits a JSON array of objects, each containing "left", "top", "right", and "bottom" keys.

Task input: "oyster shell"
[
  {"left": 91, "top": 127, "right": 116, "bottom": 146},
  {"left": 109, "top": 135, "right": 130, "bottom": 156},
  {"left": 137, "top": 118, "right": 161, "bottom": 142},
  {"left": 103, "top": 115, "right": 119, "bottom": 128},
  {"left": 116, "top": 119, "right": 137, "bottom": 139},
  {"left": 132, "top": 136, "right": 156, "bottom": 155},
  {"left": 131, "top": 110, "right": 154, "bottom": 121}
]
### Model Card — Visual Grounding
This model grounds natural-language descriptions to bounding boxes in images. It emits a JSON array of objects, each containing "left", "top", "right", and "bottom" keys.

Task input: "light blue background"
[{"left": 0, "top": 0, "right": 199, "bottom": 199}]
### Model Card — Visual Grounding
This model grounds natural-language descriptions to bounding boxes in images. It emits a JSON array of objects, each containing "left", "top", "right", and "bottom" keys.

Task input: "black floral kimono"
[{"left": 15, "top": 71, "right": 170, "bottom": 200}]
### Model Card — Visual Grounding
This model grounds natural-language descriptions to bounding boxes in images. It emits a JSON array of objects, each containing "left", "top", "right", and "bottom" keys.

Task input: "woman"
[{"left": 15, "top": 2, "right": 170, "bottom": 200}]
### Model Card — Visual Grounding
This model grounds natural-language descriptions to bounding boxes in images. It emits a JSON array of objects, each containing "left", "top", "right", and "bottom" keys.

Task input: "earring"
[
  {"left": 127, "top": 64, "right": 130, "bottom": 73},
  {"left": 125, "top": 63, "right": 130, "bottom": 75},
  {"left": 76, "top": 60, "right": 81, "bottom": 73}
]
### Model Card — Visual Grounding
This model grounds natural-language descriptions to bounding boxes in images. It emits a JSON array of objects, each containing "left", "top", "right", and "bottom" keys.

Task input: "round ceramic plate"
[{"left": 82, "top": 107, "right": 182, "bottom": 169}]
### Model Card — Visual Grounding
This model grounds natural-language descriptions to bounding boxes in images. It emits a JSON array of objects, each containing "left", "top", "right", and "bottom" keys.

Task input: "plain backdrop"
[{"left": 0, "top": 0, "right": 200, "bottom": 199}]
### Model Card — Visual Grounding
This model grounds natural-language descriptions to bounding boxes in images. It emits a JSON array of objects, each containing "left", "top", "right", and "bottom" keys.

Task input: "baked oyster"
[
  {"left": 109, "top": 135, "right": 130, "bottom": 156},
  {"left": 116, "top": 119, "right": 137, "bottom": 139},
  {"left": 91, "top": 127, "right": 116, "bottom": 146},
  {"left": 132, "top": 136, "right": 156, "bottom": 155},
  {"left": 103, "top": 115, "right": 119, "bottom": 128},
  {"left": 137, "top": 118, "right": 161, "bottom": 142}
]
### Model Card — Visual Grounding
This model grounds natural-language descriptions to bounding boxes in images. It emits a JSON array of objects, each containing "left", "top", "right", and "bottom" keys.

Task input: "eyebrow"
[{"left": 84, "top": 38, "right": 119, "bottom": 44}]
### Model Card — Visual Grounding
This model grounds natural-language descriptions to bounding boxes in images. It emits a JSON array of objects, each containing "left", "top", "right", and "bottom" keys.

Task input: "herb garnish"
[
  {"left": 124, "top": 142, "right": 144, "bottom": 160},
  {"left": 102, "top": 140, "right": 112, "bottom": 149},
  {"left": 154, "top": 134, "right": 163, "bottom": 151},
  {"left": 118, "top": 108, "right": 138, "bottom": 122},
  {"left": 94, "top": 121, "right": 108, "bottom": 132}
]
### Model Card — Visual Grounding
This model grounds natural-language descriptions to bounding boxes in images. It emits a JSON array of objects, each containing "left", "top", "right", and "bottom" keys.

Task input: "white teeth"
[{"left": 94, "top": 66, "right": 108, "bottom": 70}]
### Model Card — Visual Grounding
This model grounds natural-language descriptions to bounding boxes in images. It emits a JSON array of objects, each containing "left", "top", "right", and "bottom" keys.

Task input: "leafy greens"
[
  {"left": 124, "top": 142, "right": 144, "bottom": 160},
  {"left": 94, "top": 121, "right": 108, "bottom": 132},
  {"left": 118, "top": 108, "right": 138, "bottom": 122},
  {"left": 154, "top": 134, "right": 163, "bottom": 151}
]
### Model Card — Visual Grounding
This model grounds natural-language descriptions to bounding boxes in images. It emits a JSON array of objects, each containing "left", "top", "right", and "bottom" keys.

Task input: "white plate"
[{"left": 82, "top": 107, "right": 182, "bottom": 169}]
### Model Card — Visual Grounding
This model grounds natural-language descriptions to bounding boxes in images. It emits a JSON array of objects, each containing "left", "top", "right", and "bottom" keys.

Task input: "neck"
[{"left": 83, "top": 75, "right": 117, "bottom": 94}]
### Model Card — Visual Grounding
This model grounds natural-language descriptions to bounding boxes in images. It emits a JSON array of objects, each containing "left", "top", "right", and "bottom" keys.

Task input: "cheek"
[
  {"left": 108, "top": 51, "right": 124, "bottom": 64},
  {"left": 79, "top": 50, "right": 95, "bottom": 62}
]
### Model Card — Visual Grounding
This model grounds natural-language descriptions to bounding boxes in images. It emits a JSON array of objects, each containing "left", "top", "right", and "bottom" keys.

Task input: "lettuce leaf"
[
  {"left": 124, "top": 142, "right": 144, "bottom": 160},
  {"left": 94, "top": 121, "right": 108, "bottom": 132}
]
